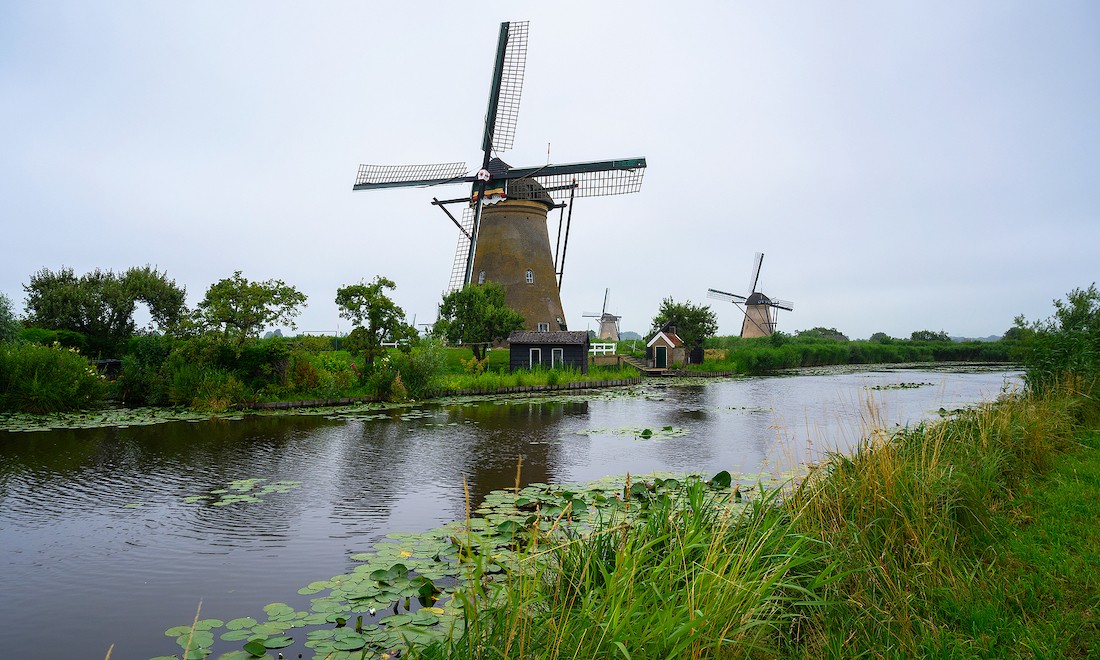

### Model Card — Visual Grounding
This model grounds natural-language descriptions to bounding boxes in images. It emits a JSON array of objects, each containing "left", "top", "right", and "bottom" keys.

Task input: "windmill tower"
[
  {"left": 582, "top": 288, "right": 622, "bottom": 341},
  {"left": 707, "top": 253, "right": 794, "bottom": 338},
  {"left": 352, "top": 21, "right": 646, "bottom": 332}
]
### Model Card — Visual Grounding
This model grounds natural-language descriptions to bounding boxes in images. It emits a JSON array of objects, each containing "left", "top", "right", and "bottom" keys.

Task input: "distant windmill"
[
  {"left": 707, "top": 253, "right": 794, "bottom": 338},
  {"left": 351, "top": 21, "right": 646, "bottom": 333},
  {"left": 582, "top": 288, "right": 621, "bottom": 341}
]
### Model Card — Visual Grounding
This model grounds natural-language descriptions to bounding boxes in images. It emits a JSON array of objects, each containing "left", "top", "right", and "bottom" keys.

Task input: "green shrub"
[
  {"left": 118, "top": 333, "right": 172, "bottom": 405},
  {"left": 0, "top": 342, "right": 107, "bottom": 412},
  {"left": 393, "top": 339, "right": 446, "bottom": 399},
  {"left": 19, "top": 327, "right": 88, "bottom": 352}
]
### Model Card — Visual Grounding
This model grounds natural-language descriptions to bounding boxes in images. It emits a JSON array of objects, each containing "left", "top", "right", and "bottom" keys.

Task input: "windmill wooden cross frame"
[{"left": 352, "top": 21, "right": 646, "bottom": 332}]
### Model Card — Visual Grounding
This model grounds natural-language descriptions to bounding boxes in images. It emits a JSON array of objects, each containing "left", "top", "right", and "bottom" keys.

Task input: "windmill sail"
[
  {"left": 351, "top": 20, "right": 646, "bottom": 331},
  {"left": 482, "top": 21, "right": 527, "bottom": 155}
]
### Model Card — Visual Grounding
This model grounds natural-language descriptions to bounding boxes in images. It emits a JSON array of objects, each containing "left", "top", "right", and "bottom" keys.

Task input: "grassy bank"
[
  {"left": 418, "top": 385, "right": 1099, "bottom": 658},
  {"left": 689, "top": 334, "right": 1016, "bottom": 375}
]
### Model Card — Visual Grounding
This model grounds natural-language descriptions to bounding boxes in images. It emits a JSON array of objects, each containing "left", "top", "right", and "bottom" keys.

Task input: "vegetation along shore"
[{"left": 138, "top": 284, "right": 1100, "bottom": 658}]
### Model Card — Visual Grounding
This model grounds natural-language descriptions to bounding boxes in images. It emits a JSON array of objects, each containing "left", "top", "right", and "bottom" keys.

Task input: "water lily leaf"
[
  {"left": 220, "top": 629, "right": 255, "bottom": 642},
  {"left": 166, "top": 625, "right": 195, "bottom": 637},
  {"left": 193, "top": 619, "right": 224, "bottom": 631},
  {"left": 378, "top": 613, "right": 411, "bottom": 627},
  {"left": 226, "top": 617, "right": 258, "bottom": 630},
  {"left": 709, "top": 470, "right": 732, "bottom": 489},
  {"left": 261, "top": 636, "right": 293, "bottom": 649},
  {"left": 242, "top": 639, "right": 267, "bottom": 656},
  {"left": 332, "top": 635, "right": 367, "bottom": 651}
]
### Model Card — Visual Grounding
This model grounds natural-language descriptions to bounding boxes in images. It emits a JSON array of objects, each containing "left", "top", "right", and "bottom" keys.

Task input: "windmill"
[
  {"left": 352, "top": 21, "right": 646, "bottom": 333},
  {"left": 582, "top": 288, "right": 621, "bottom": 341},
  {"left": 707, "top": 253, "right": 794, "bottom": 338}
]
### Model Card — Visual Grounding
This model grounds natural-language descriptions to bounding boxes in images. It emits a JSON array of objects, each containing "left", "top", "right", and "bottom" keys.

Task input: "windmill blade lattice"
[
  {"left": 447, "top": 206, "right": 477, "bottom": 292},
  {"left": 354, "top": 162, "right": 470, "bottom": 190},
  {"left": 706, "top": 288, "right": 747, "bottom": 304},
  {"left": 485, "top": 21, "right": 528, "bottom": 154}
]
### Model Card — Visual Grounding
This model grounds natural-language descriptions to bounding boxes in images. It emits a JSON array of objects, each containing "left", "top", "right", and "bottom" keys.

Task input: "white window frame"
[
  {"left": 529, "top": 347, "right": 542, "bottom": 367},
  {"left": 525, "top": 269, "right": 534, "bottom": 284},
  {"left": 551, "top": 347, "right": 564, "bottom": 368},
  {"left": 536, "top": 322, "right": 550, "bottom": 332}
]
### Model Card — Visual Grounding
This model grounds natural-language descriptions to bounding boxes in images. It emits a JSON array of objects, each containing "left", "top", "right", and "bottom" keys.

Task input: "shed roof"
[
  {"left": 646, "top": 330, "right": 684, "bottom": 348},
  {"left": 508, "top": 330, "right": 589, "bottom": 345}
]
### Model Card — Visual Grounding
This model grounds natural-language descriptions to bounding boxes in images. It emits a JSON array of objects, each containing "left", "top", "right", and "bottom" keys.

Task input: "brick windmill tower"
[{"left": 352, "top": 21, "right": 646, "bottom": 332}]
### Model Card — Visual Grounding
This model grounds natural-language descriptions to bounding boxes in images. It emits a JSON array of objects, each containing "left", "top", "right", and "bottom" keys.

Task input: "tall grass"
[
  {"left": 424, "top": 384, "right": 1097, "bottom": 658},
  {"left": 431, "top": 479, "right": 836, "bottom": 659},
  {"left": 439, "top": 365, "right": 638, "bottom": 393}
]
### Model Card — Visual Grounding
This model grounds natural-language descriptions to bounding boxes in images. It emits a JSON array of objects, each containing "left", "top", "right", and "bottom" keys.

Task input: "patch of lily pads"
[
  {"left": 156, "top": 469, "right": 788, "bottom": 659},
  {"left": 867, "top": 381, "right": 935, "bottom": 391},
  {"left": 182, "top": 478, "right": 303, "bottom": 507},
  {"left": 575, "top": 425, "right": 690, "bottom": 441}
]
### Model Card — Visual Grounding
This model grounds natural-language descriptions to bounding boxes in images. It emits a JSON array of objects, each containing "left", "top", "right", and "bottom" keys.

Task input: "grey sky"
[{"left": 2, "top": 2, "right": 1097, "bottom": 340}]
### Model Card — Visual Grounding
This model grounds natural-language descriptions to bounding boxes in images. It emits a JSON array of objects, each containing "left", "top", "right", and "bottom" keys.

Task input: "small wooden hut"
[{"left": 508, "top": 330, "right": 590, "bottom": 373}]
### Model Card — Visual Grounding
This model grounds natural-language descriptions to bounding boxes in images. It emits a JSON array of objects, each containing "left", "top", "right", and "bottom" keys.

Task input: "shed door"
[
  {"left": 655, "top": 345, "right": 667, "bottom": 368},
  {"left": 529, "top": 348, "right": 542, "bottom": 368},
  {"left": 551, "top": 347, "right": 563, "bottom": 368}
]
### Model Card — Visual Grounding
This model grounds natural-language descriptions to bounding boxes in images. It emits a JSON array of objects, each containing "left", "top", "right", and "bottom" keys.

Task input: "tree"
[
  {"left": 335, "top": 276, "right": 417, "bottom": 369},
  {"left": 197, "top": 271, "right": 307, "bottom": 345},
  {"left": 910, "top": 329, "right": 951, "bottom": 342},
  {"left": 869, "top": 332, "right": 892, "bottom": 343},
  {"left": 433, "top": 282, "right": 525, "bottom": 360},
  {"left": 796, "top": 327, "right": 849, "bottom": 341},
  {"left": 0, "top": 293, "right": 20, "bottom": 343},
  {"left": 649, "top": 297, "right": 718, "bottom": 350},
  {"left": 22, "top": 265, "right": 186, "bottom": 355}
]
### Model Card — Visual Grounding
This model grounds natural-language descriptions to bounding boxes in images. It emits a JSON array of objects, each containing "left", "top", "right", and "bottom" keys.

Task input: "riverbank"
[{"left": 422, "top": 385, "right": 1099, "bottom": 658}]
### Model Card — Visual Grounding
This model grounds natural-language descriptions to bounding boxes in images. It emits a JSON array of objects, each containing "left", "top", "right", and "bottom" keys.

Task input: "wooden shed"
[
  {"left": 646, "top": 326, "right": 686, "bottom": 369},
  {"left": 508, "top": 330, "right": 590, "bottom": 373}
]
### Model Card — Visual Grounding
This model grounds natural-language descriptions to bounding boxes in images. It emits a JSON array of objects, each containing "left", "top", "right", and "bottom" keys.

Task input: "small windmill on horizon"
[
  {"left": 351, "top": 21, "right": 646, "bottom": 333},
  {"left": 583, "top": 288, "right": 621, "bottom": 341},
  {"left": 707, "top": 253, "right": 794, "bottom": 338}
]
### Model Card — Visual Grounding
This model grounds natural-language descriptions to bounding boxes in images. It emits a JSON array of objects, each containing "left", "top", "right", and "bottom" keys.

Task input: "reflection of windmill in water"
[
  {"left": 352, "top": 21, "right": 646, "bottom": 332},
  {"left": 582, "top": 288, "right": 621, "bottom": 341},
  {"left": 707, "top": 253, "right": 794, "bottom": 338}
]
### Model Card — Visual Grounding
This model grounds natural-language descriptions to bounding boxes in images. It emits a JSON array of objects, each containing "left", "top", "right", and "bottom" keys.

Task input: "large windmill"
[
  {"left": 352, "top": 21, "right": 646, "bottom": 332},
  {"left": 707, "top": 253, "right": 794, "bottom": 338},
  {"left": 582, "top": 288, "right": 621, "bottom": 341}
]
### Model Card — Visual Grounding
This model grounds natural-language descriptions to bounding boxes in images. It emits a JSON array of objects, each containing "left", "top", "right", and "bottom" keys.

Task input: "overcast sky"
[{"left": 2, "top": 2, "right": 1097, "bottom": 340}]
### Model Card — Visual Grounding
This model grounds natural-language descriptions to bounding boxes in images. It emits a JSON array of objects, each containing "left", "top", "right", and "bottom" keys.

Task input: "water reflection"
[{"left": 0, "top": 367, "right": 1019, "bottom": 659}]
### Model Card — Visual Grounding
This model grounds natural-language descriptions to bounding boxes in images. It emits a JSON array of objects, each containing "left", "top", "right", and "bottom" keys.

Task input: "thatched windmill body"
[
  {"left": 352, "top": 21, "right": 646, "bottom": 332},
  {"left": 707, "top": 253, "right": 794, "bottom": 338}
]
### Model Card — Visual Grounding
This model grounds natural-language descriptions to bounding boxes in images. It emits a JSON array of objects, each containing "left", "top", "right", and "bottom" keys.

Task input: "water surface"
[{"left": 0, "top": 365, "right": 1019, "bottom": 658}]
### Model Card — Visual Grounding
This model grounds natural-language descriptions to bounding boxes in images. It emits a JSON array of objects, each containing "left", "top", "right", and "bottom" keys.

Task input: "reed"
[{"left": 423, "top": 385, "right": 1098, "bottom": 658}]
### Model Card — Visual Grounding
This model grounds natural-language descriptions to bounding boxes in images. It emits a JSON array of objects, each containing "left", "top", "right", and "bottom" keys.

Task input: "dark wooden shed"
[{"left": 508, "top": 330, "right": 590, "bottom": 373}]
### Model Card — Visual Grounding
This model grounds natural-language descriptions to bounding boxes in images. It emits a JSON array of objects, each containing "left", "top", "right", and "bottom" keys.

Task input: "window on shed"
[
  {"left": 536, "top": 322, "right": 550, "bottom": 332},
  {"left": 551, "top": 347, "right": 564, "bottom": 367},
  {"left": 525, "top": 269, "right": 534, "bottom": 284},
  {"left": 529, "top": 347, "right": 542, "bottom": 367}
]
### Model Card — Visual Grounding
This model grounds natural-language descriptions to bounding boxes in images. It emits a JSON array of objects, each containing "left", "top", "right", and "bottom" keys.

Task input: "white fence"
[{"left": 589, "top": 343, "right": 617, "bottom": 355}]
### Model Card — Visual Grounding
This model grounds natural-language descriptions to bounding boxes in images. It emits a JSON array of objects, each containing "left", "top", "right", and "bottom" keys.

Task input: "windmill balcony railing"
[{"left": 589, "top": 343, "right": 617, "bottom": 355}]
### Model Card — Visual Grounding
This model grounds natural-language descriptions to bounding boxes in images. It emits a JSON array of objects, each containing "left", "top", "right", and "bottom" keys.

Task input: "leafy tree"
[
  {"left": 796, "top": 327, "right": 849, "bottom": 341},
  {"left": 869, "top": 332, "right": 892, "bottom": 343},
  {"left": 335, "top": 276, "right": 417, "bottom": 369},
  {"left": 22, "top": 265, "right": 186, "bottom": 356},
  {"left": 910, "top": 329, "right": 951, "bottom": 342},
  {"left": 197, "top": 271, "right": 307, "bottom": 345},
  {"left": 0, "top": 293, "right": 20, "bottom": 343},
  {"left": 433, "top": 282, "right": 525, "bottom": 360},
  {"left": 1014, "top": 283, "right": 1100, "bottom": 392},
  {"left": 649, "top": 297, "right": 718, "bottom": 350}
]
